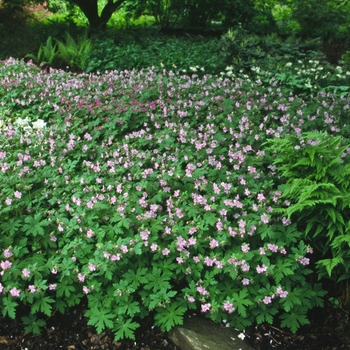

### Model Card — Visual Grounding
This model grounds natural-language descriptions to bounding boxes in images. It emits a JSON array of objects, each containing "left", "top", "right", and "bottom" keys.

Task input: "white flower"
[
  {"left": 14, "top": 117, "right": 30, "bottom": 127},
  {"left": 32, "top": 119, "right": 46, "bottom": 129},
  {"left": 336, "top": 66, "right": 343, "bottom": 73},
  {"left": 238, "top": 332, "right": 245, "bottom": 340},
  {"left": 285, "top": 62, "right": 292, "bottom": 67}
]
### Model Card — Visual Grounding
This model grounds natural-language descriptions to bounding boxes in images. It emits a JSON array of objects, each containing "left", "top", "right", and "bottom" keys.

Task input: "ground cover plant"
[{"left": 2, "top": 57, "right": 350, "bottom": 342}]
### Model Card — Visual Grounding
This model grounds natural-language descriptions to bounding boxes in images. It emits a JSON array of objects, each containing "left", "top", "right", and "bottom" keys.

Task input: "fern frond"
[
  {"left": 331, "top": 233, "right": 350, "bottom": 250},
  {"left": 316, "top": 257, "right": 344, "bottom": 277},
  {"left": 282, "top": 178, "right": 314, "bottom": 200}
]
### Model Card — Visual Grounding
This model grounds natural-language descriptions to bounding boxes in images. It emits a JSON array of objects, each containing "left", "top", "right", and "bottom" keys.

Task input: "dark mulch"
[
  {"left": 245, "top": 299, "right": 350, "bottom": 350},
  {"left": 0, "top": 298, "right": 349, "bottom": 350}
]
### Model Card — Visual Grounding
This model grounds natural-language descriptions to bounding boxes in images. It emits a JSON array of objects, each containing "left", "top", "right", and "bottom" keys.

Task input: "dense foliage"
[
  {"left": 1, "top": 0, "right": 350, "bottom": 344},
  {"left": 1, "top": 54, "right": 350, "bottom": 339}
]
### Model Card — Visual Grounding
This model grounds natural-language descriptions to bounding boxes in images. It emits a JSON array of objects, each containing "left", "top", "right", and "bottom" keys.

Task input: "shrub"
[
  {"left": 289, "top": 0, "right": 350, "bottom": 40},
  {"left": 85, "top": 34, "right": 224, "bottom": 75}
]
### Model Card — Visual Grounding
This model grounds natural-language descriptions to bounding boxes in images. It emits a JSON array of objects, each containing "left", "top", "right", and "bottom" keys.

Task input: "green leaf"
[
  {"left": 22, "top": 314, "right": 47, "bottom": 335},
  {"left": 2, "top": 296, "right": 17, "bottom": 319},
  {"left": 117, "top": 217, "right": 131, "bottom": 229},
  {"left": 148, "top": 289, "right": 177, "bottom": 309},
  {"left": 23, "top": 214, "right": 48, "bottom": 236},
  {"left": 154, "top": 303, "right": 187, "bottom": 332},
  {"left": 203, "top": 212, "right": 217, "bottom": 226},
  {"left": 117, "top": 299, "right": 140, "bottom": 317},
  {"left": 86, "top": 306, "right": 115, "bottom": 334},
  {"left": 256, "top": 306, "right": 278, "bottom": 325},
  {"left": 231, "top": 289, "right": 253, "bottom": 318},
  {"left": 55, "top": 299, "right": 67, "bottom": 314},
  {"left": 56, "top": 280, "right": 76, "bottom": 298},
  {"left": 31, "top": 296, "right": 54, "bottom": 316},
  {"left": 280, "top": 309, "right": 310, "bottom": 333},
  {"left": 273, "top": 259, "right": 294, "bottom": 284},
  {"left": 281, "top": 290, "right": 303, "bottom": 312},
  {"left": 113, "top": 318, "right": 140, "bottom": 340},
  {"left": 144, "top": 267, "right": 171, "bottom": 293},
  {"left": 1, "top": 218, "right": 22, "bottom": 235},
  {"left": 124, "top": 267, "right": 148, "bottom": 289}
]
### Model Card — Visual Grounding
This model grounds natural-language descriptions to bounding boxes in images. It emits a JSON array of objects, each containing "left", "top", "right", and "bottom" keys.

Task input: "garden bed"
[{"left": 1, "top": 58, "right": 350, "bottom": 348}]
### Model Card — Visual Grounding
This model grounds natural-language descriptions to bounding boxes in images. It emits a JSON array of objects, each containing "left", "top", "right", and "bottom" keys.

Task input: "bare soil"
[{"left": 0, "top": 297, "right": 349, "bottom": 350}]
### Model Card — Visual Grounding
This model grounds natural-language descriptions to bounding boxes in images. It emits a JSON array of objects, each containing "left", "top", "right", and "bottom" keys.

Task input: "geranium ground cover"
[{"left": 0, "top": 58, "right": 349, "bottom": 339}]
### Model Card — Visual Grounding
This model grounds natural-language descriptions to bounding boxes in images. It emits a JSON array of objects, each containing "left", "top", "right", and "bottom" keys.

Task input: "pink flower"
[
  {"left": 241, "top": 244, "right": 250, "bottom": 253},
  {"left": 28, "top": 285, "right": 36, "bottom": 293},
  {"left": 150, "top": 243, "right": 158, "bottom": 251},
  {"left": 111, "top": 254, "right": 121, "bottom": 261},
  {"left": 120, "top": 245, "right": 128, "bottom": 253},
  {"left": 78, "top": 273, "right": 85, "bottom": 282},
  {"left": 5, "top": 198, "right": 12, "bottom": 206},
  {"left": 259, "top": 247, "right": 266, "bottom": 255},
  {"left": 175, "top": 208, "right": 183, "bottom": 218},
  {"left": 267, "top": 244, "right": 278, "bottom": 253},
  {"left": 10, "top": 287, "right": 20, "bottom": 297},
  {"left": 3, "top": 249, "right": 12, "bottom": 258},
  {"left": 223, "top": 301, "right": 235, "bottom": 313},
  {"left": 263, "top": 296, "right": 272, "bottom": 305},
  {"left": 187, "top": 296, "right": 195, "bottom": 303},
  {"left": 241, "top": 263, "right": 250, "bottom": 272},
  {"left": 197, "top": 286, "right": 207, "bottom": 295},
  {"left": 201, "top": 303, "right": 211, "bottom": 313},
  {"left": 261, "top": 213, "right": 269, "bottom": 224},
  {"left": 1, "top": 260, "right": 12, "bottom": 270},
  {"left": 209, "top": 239, "right": 219, "bottom": 249},
  {"left": 193, "top": 256, "right": 200, "bottom": 263},
  {"left": 88, "top": 263, "right": 96, "bottom": 272},
  {"left": 176, "top": 257, "right": 183, "bottom": 264},
  {"left": 162, "top": 248, "right": 170, "bottom": 256},
  {"left": 49, "top": 284, "right": 57, "bottom": 290},
  {"left": 83, "top": 286, "right": 90, "bottom": 294},
  {"left": 257, "top": 193, "right": 265, "bottom": 202},
  {"left": 22, "top": 269, "right": 31, "bottom": 278},
  {"left": 242, "top": 278, "right": 250, "bottom": 285},
  {"left": 256, "top": 264, "right": 268, "bottom": 274},
  {"left": 204, "top": 257, "right": 214, "bottom": 266},
  {"left": 299, "top": 257, "right": 310, "bottom": 266},
  {"left": 14, "top": 191, "right": 22, "bottom": 199},
  {"left": 277, "top": 286, "right": 288, "bottom": 298},
  {"left": 0, "top": 283, "right": 3, "bottom": 293}
]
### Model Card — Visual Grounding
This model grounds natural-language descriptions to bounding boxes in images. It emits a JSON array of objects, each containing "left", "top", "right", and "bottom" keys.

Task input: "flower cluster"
[{"left": 0, "top": 58, "right": 340, "bottom": 337}]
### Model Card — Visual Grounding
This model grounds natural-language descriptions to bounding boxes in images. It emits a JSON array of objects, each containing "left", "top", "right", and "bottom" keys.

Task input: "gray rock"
[{"left": 169, "top": 315, "right": 254, "bottom": 350}]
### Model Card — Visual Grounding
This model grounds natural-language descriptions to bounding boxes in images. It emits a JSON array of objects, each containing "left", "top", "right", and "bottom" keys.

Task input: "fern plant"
[
  {"left": 56, "top": 32, "right": 92, "bottom": 71},
  {"left": 265, "top": 131, "right": 350, "bottom": 281},
  {"left": 25, "top": 36, "right": 58, "bottom": 66}
]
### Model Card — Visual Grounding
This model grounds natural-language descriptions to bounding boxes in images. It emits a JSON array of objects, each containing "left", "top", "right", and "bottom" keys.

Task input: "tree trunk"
[{"left": 69, "top": 0, "right": 127, "bottom": 30}]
